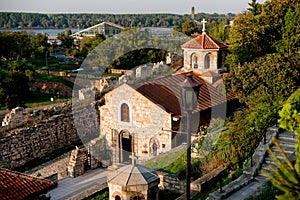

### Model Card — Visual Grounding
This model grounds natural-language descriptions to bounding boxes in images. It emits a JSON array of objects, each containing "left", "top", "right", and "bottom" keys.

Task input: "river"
[
  {"left": 0, "top": 28, "right": 78, "bottom": 36},
  {"left": 0, "top": 27, "right": 173, "bottom": 36}
]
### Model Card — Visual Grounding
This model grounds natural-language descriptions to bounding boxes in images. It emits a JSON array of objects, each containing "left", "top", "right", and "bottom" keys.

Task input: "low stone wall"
[
  {"left": 0, "top": 103, "right": 101, "bottom": 170},
  {"left": 30, "top": 80, "right": 72, "bottom": 97},
  {"left": 35, "top": 70, "right": 68, "bottom": 77},
  {"left": 25, "top": 153, "right": 69, "bottom": 181},
  {"left": 158, "top": 171, "right": 186, "bottom": 194}
]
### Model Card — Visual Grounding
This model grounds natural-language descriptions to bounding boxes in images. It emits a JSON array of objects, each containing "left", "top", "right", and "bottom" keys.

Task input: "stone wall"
[
  {"left": 157, "top": 171, "right": 185, "bottom": 194},
  {"left": 1, "top": 107, "right": 26, "bottom": 128},
  {"left": 1, "top": 103, "right": 69, "bottom": 131},
  {"left": 0, "top": 103, "right": 102, "bottom": 170},
  {"left": 30, "top": 80, "right": 73, "bottom": 97},
  {"left": 35, "top": 70, "right": 68, "bottom": 77},
  {"left": 25, "top": 153, "right": 69, "bottom": 181}
]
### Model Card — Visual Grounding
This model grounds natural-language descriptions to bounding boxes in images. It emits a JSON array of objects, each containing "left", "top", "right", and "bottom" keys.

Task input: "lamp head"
[{"left": 179, "top": 73, "right": 202, "bottom": 112}]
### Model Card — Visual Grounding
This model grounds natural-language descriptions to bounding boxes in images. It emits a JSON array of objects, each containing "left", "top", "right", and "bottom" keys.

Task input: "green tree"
[
  {"left": 57, "top": 29, "right": 74, "bottom": 49},
  {"left": 247, "top": 0, "right": 262, "bottom": 15},
  {"left": 223, "top": 53, "right": 299, "bottom": 162},
  {"left": 226, "top": 0, "right": 299, "bottom": 66},
  {"left": 275, "top": 7, "right": 300, "bottom": 58},
  {"left": 220, "top": 0, "right": 300, "bottom": 170},
  {"left": 0, "top": 60, "right": 33, "bottom": 109},
  {"left": 207, "top": 19, "right": 229, "bottom": 42},
  {"left": 0, "top": 31, "right": 32, "bottom": 59},
  {"left": 79, "top": 34, "right": 105, "bottom": 58},
  {"left": 31, "top": 33, "right": 48, "bottom": 58},
  {"left": 181, "top": 20, "right": 200, "bottom": 36},
  {"left": 264, "top": 88, "right": 300, "bottom": 200},
  {"left": 225, "top": 54, "right": 299, "bottom": 106}
]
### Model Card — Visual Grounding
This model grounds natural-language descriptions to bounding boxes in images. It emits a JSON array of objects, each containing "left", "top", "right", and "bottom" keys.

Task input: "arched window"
[
  {"left": 204, "top": 54, "right": 210, "bottom": 69},
  {"left": 121, "top": 103, "right": 130, "bottom": 122},
  {"left": 191, "top": 53, "right": 198, "bottom": 69}
]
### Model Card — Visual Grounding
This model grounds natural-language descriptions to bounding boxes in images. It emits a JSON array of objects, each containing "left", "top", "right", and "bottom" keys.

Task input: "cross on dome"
[{"left": 201, "top": 18, "right": 207, "bottom": 34}]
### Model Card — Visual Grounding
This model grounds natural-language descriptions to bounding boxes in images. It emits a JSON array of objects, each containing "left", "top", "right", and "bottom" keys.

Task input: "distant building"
[
  {"left": 72, "top": 22, "right": 124, "bottom": 38},
  {"left": 47, "top": 35, "right": 62, "bottom": 45}
]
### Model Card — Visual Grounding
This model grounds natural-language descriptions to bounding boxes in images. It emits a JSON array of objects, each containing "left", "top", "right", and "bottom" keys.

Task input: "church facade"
[{"left": 99, "top": 83, "right": 173, "bottom": 164}]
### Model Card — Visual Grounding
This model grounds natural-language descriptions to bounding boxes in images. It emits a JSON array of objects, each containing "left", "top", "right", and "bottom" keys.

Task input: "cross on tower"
[
  {"left": 201, "top": 18, "right": 207, "bottom": 33},
  {"left": 129, "top": 152, "right": 138, "bottom": 165}
]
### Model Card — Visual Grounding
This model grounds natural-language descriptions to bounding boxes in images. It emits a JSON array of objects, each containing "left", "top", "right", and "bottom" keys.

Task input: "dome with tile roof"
[{"left": 107, "top": 163, "right": 160, "bottom": 200}]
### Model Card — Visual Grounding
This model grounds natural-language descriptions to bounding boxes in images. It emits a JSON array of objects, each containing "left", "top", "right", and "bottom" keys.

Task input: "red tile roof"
[
  {"left": 0, "top": 168, "right": 54, "bottom": 200},
  {"left": 201, "top": 71, "right": 220, "bottom": 77},
  {"left": 181, "top": 33, "right": 228, "bottom": 49},
  {"left": 133, "top": 71, "right": 231, "bottom": 116}
]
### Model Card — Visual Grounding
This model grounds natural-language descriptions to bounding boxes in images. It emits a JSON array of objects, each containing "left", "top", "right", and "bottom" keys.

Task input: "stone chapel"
[{"left": 99, "top": 19, "right": 230, "bottom": 166}]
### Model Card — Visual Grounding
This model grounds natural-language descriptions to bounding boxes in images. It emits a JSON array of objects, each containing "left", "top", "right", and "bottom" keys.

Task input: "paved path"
[{"left": 47, "top": 168, "right": 110, "bottom": 200}]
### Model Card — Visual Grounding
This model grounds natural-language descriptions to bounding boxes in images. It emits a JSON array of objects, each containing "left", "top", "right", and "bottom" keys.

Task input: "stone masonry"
[
  {"left": 0, "top": 102, "right": 102, "bottom": 170},
  {"left": 67, "top": 147, "right": 89, "bottom": 177},
  {"left": 157, "top": 171, "right": 186, "bottom": 194},
  {"left": 100, "top": 83, "right": 173, "bottom": 164}
]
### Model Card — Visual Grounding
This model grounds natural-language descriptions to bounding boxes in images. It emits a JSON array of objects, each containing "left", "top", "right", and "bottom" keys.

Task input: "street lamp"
[{"left": 179, "top": 73, "right": 202, "bottom": 200}]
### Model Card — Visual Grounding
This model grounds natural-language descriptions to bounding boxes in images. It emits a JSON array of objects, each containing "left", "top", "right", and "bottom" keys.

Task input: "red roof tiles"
[
  {"left": 201, "top": 71, "right": 220, "bottom": 77},
  {"left": 133, "top": 71, "right": 230, "bottom": 116},
  {"left": 181, "top": 33, "right": 228, "bottom": 49},
  {"left": 0, "top": 168, "right": 54, "bottom": 200}
]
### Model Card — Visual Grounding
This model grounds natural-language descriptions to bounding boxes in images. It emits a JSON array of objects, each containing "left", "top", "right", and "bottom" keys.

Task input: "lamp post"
[{"left": 179, "top": 73, "right": 202, "bottom": 200}]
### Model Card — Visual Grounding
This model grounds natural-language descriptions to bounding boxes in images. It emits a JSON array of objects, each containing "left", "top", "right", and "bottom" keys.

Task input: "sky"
[{"left": 0, "top": 0, "right": 266, "bottom": 15}]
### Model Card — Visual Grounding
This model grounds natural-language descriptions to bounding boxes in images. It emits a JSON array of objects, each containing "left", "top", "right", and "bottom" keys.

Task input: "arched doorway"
[
  {"left": 115, "top": 195, "right": 121, "bottom": 200},
  {"left": 119, "top": 130, "right": 133, "bottom": 163}
]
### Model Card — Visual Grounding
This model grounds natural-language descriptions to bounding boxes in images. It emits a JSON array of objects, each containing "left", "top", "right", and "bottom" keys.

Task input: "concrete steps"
[
  {"left": 207, "top": 129, "right": 296, "bottom": 200},
  {"left": 244, "top": 130, "right": 296, "bottom": 198}
]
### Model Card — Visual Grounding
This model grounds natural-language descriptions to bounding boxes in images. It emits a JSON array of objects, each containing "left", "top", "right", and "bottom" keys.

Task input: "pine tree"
[{"left": 264, "top": 88, "right": 300, "bottom": 200}]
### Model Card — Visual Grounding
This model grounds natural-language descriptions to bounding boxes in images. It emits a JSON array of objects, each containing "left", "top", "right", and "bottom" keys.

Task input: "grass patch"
[
  {"left": 29, "top": 57, "right": 80, "bottom": 72},
  {"left": 142, "top": 146, "right": 201, "bottom": 179},
  {"left": 25, "top": 92, "right": 70, "bottom": 108},
  {"left": 102, "top": 73, "right": 122, "bottom": 78},
  {"left": 57, "top": 63, "right": 81, "bottom": 72},
  {"left": 85, "top": 188, "right": 109, "bottom": 200},
  {"left": 33, "top": 72, "right": 74, "bottom": 88},
  {"left": 142, "top": 146, "right": 185, "bottom": 172},
  {"left": 0, "top": 92, "right": 70, "bottom": 111},
  {"left": 29, "top": 57, "right": 63, "bottom": 68}
]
